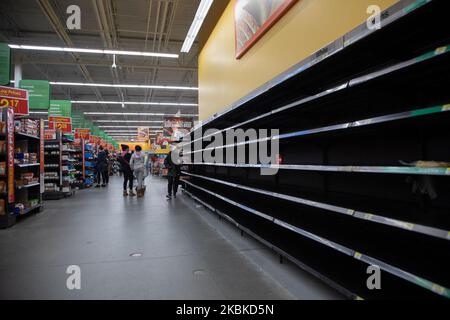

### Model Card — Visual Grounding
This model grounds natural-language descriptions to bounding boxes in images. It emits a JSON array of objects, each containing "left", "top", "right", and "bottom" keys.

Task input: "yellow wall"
[
  {"left": 117, "top": 141, "right": 170, "bottom": 154},
  {"left": 199, "top": 0, "right": 398, "bottom": 120},
  {"left": 117, "top": 141, "right": 152, "bottom": 151}
]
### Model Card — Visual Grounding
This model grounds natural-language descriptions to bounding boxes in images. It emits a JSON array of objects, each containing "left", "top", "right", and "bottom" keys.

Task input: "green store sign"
[
  {"left": 19, "top": 80, "right": 50, "bottom": 109},
  {"left": 49, "top": 100, "right": 72, "bottom": 117},
  {"left": 0, "top": 43, "right": 11, "bottom": 86}
]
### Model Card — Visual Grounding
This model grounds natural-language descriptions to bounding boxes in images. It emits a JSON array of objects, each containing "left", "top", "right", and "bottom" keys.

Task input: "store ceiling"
[{"left": 0, "top": 0, "right": 205, "bottom": 139}]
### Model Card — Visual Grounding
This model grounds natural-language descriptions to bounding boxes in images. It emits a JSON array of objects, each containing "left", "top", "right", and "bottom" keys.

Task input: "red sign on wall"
[{"left": 0, "top": 86, "right": 29, "bottom": 116}]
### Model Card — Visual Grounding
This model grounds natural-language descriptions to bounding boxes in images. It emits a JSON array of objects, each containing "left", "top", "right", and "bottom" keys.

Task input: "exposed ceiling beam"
[
  {"left": 92, "top": 0, "right": 126, "bottom": 102},
  {"left": 37, "top": 0, "right": 105, "bottom": 103}
]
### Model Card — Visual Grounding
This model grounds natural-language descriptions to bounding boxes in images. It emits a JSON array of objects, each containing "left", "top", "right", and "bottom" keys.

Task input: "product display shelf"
[
  {"left": 43, "top": 131, "right": 64, "bottom": 200},
  {"left": 84, "top": 142, "right": 94, "bottom": 187},
  {"left": 71, "top": 139, "right": 85, "bottom": 189},
  {"left": 60, "top": 134, "right": 76, "bottom": 196},
  {"left": 183, "top": 0, "right": 450, "bottom": 300},
  {"left": 0, "top": 109, "right": 44, "bottom": 228}
]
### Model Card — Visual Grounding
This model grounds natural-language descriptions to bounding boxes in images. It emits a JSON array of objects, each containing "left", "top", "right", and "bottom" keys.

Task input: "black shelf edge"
[
  {"left": 185, "top": 0, "right": 438, "bottom": 136},
  {"left": 186, "top": 104, "right": 450, "bottom": 155},
  {"left": 183, "top": 44, "right": 449, "bottom": 148},
  {"left": 188, "top": 163, "right": 450, "bottom": 177},
  {"left": 183, "top": 180, "right": 450, "bottom": 299},
  {"left": 182, "top": 188, "right": 361, "bottom": 300},
  {"left": 183, "top": 172, "right": 450, "bottom": 240}
]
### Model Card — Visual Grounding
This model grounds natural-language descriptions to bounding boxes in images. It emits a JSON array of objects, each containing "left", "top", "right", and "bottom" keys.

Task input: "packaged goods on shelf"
[
  {"left": 0, "top": 181, "right": 5, "bottom": 193},
  {"left": 20, "top": 172, "right": 37, "bottom": 184},
  {"left": 44, "top": 151, "right": 59, "bottom": 156},
  {"left": 0, "top": 141, "right": 5, "bottom": 154},
  {"left": 15, "top": 179, "right": 24, "bottom": 187},
  {"left": 45, "top": 144, "right": 59, "bottom": 149},
  {"left": 44, "top": 183, "right": 58, "bottom": 192},
  {"left": 0, "top": 162, "right": 5, "bottom": 175},
  {"left": 28, "top": 199, "right": 39, "bottom": 207},
  {"left": 44, "top": 172, "right": 59, "bottom": 177},
  {"left": 14, "top": 119, "right": 39, "bottom": 137},
  {"left": 0, "top": 122, "right": 5, "bottom": 134},
  {"left": 14, "top": 151, "right": 38, "bottom": 165},
  {"left": 0, "top": 199, "right": 5, "bottom": 215},
  {"left": 13, "top": 203, "right": 25, "bottom": 215}
]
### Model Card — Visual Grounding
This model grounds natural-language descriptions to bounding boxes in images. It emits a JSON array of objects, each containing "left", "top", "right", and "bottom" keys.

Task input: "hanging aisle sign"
[
  {"left": 48, "top": 116, "right": 72, "bottom": 133},
  {"left": 0, "top": 44, "right": 11, "bottom": 86},
  {"left": 0, "top": 86, "right": 29, "bottom": 116},
  {"left": 49, "top": 100, "right": 72, "bottom": 117},
  {"left": 19, "top": 80, "right": 50, "bottom": 110},
  {"left": 74, "top": 128, "right": 90, "bottom": 140}
]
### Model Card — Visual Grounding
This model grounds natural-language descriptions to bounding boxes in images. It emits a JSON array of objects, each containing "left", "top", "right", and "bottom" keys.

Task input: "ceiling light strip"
[
  {"left": 51, "top": 82, "right": 197, "bottom": 91},
  {"left": 181, "top": 0, "right": 214, "bottom": 53},
  {"left": 8, "top": 44, "right": 178, "bottom": 59},
  {"left": 72, "top": 101, "right": 198, "bottom": 106},
  {"left": 84, "top": 112, "right": 198, "bottom": 117}
]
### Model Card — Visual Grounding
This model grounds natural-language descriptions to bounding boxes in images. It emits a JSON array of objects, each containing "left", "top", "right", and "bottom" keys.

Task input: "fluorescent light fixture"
[
  {"left": 181, "top": 0, "right": 213, "bottom": 53},
  {"left": 8, "top": 44, "right": 179, "bottom": 59},
  {"left": 72, "top": 100, "right": 198, "bottom": 106},
  {"left": 84, "top": 112, "right": 198, "bottom": 117},
  {"left": 51, "top": 82, "right": 198, "bottom": 91}
]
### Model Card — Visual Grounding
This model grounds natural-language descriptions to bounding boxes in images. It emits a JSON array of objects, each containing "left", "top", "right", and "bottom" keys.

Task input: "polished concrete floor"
[{"left": 0, "top": 176, "right": 343, "bottom": 300}]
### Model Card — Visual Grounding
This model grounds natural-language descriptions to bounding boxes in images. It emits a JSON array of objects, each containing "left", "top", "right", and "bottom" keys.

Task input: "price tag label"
[
  {"left": 431, "top": 284, "right": 445, "bottom": 295},
  {"left": 354, "top": 252, "right": 362, "bottom": 260},
  {"left": 435, "top": 46, "right": 448, "bottom": 55}
]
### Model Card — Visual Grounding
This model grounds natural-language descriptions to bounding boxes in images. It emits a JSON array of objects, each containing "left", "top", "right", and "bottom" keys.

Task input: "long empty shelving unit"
[{"left": 182, "top": 0, "right": 450, "bottom": 300}]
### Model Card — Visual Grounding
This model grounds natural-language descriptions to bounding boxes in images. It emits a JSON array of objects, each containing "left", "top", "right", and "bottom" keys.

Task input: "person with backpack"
[
  {"left": 95, "top": 146, "right": 108, "bottom": 188},
  {"left": 164, "top": 146, "right": 182, "bottom": 199},
  {"left": 129, "top": 145, "right": 146, "bottom": 197},
  {"left": 118, "top": 144, "right": 135, "bottom": 196}
]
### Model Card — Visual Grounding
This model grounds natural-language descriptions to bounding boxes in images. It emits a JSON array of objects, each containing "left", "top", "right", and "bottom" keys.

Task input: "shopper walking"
[
  {"left": 96, "top": 146, "right": 108, "bottom": 188},
  {"left": 118, "top": 145, "right": 135, "bottom": 196},
  {"left": 164, "top": 147, "right": 182, "bottom": 199},
  {"left": 130, "top": 145, "right": 146, "bottom": 197}
]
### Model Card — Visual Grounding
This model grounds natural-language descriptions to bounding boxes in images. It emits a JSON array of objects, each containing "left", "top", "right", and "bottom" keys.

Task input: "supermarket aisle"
[{"left": 0, "top": 176, "right": 343, "bottom": 300}]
